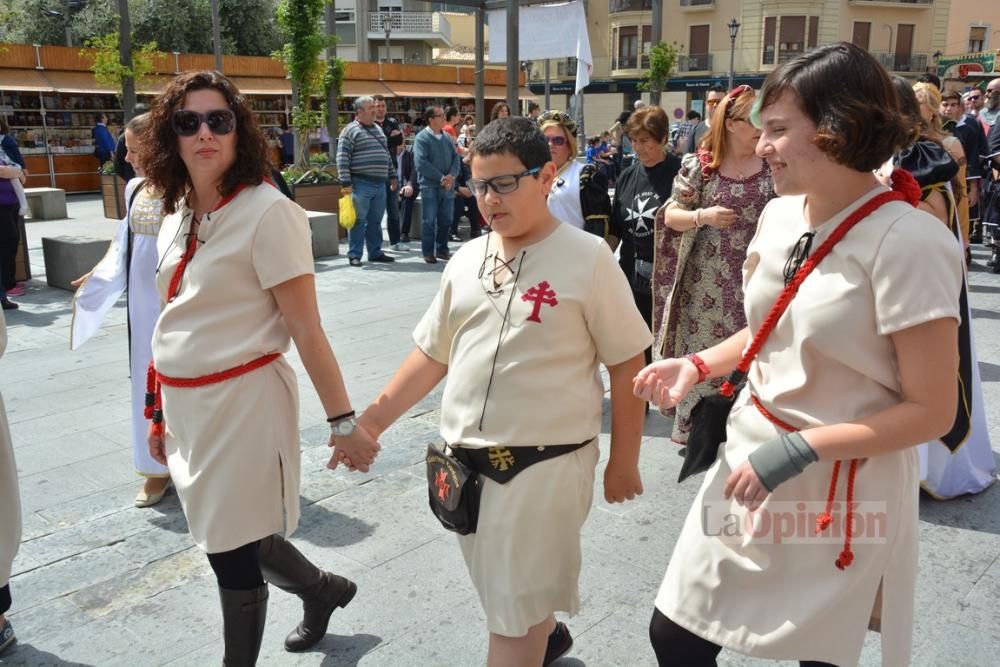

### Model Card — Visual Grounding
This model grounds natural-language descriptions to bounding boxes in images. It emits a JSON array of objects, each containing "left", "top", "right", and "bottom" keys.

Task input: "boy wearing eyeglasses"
[{"left": 351, "top": 117, "right": 651, "bottom": 666}]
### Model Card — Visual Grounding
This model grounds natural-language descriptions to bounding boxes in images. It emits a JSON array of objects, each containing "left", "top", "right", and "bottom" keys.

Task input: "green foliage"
[
  {"left": 274, "top": 0, "right": 335, "bottom": 168},
  {"left": 71, "top": 0, "right": 118, "bottom": 46},
  {"left": 99, "top": 159, "right": 116, "bottom": 174},
  {"left": 131, "top": 0, "right": 213, "bottom": 54},
  {"left": 6, "top": 0, "right": 69, "bottom": 45},
  {"left": 219, "top": 0, "right": 284, "bottom": 57},
  {"left": 640, "top": 41, "right": 681, "bottom": 94},
  {"left": 81, "top": 31, "right": 159, "bottom": 95},
  {"left": 281, "top": 166, "right": 339, "bottom": 185}
]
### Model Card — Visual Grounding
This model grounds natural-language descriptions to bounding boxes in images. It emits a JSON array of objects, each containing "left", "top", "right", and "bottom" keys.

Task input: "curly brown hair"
[
  {"left": 143, "top": 71, "right": 271, "bottom": 214},
  {"left": 758, "top": 42, "right": 917, "bottom": 172}
]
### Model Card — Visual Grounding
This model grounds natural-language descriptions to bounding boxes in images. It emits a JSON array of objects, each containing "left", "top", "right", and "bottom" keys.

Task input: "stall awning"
[
  {"left": 0, "top": 69, "right": 54, "bottom": 92},
  {"left": 341, "top": 80, "right": 394, "bottom": 97},
  {"left": 477, "top": 85, "right": 536, "bottom": 100},
  {"left": 382, "top": 81, "right": 473, "bottom": 99},
  {"left": 228, "top": 76, "right": 291, "bottom": 95},
  {"left": 41, "top": 70, "right": 115, "bottom": 94}
]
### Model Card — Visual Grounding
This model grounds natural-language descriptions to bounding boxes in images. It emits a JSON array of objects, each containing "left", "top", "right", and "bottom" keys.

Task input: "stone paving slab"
[{"left": 0, "top": 194, "right": 998, "bottom": 666}]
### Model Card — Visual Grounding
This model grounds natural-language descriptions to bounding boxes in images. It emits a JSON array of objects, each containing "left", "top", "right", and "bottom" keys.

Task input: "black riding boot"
[
  {"left": 219, "top": 585, "right": 268, "bottom": 666},
  {"left": 257, "top": 534, "right": 357, "bottom": 652}
]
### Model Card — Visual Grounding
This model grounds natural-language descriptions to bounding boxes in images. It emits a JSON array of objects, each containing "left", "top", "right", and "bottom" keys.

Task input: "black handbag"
[
  {"left": 425, "top": 444, "right": 481, "bottom": 535},
  {"left": 678, "top": 187, "right": 911, "bottom": 483}
]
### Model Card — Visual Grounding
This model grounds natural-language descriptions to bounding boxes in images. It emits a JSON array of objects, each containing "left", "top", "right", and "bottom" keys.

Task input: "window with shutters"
[
  {"left": 762, "top": 16, "right": 820, "bottom": 66},
  {"left": 969, "top": 26, "right": 988, "bottom": 53}
]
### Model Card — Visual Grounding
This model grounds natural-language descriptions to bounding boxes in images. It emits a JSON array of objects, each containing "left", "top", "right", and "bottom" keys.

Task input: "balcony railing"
[
  {"left": 612, "top": 54, "right": 650, "bottom": 70},
  {"left": 849, "top": 0, "right": 932, "bottom": 5},
  {"left": 609, "top": 0, "right": 652, "bottom": 12},
  {"left": 869, "top": 51, "right": 929, "bottom": 72},
  {"left": 677, "top": 53, "right": 713, "bottom": 72},
  {"left": 368, "top": 12, "right": 451, "bottom": 44},
  {"left": 680, "top": 0, "right": 715, "bottom": 7}
]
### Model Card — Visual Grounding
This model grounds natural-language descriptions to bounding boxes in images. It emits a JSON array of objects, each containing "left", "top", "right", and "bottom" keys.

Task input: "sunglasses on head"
[
  {"left": 171, "top": 108, "right": 236, "bottom": 137},
  {"left": 727, "top": 84, "right": 753, "bottom": 100}
]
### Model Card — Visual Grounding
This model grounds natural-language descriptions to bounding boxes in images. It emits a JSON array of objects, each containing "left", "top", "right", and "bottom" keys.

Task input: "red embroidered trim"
[{"left": 751, "top": 394, "right": 858, "bottom": 570}]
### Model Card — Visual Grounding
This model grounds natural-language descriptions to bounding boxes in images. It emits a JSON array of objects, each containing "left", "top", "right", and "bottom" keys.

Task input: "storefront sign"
[{"left": 938, "top": 52, "right": 996, "bottom": 79}]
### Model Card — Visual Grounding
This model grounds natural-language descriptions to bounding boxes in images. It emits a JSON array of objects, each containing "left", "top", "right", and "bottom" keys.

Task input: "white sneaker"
[{"left": 391, "top": 242, "right": 409, "bottom": 251}]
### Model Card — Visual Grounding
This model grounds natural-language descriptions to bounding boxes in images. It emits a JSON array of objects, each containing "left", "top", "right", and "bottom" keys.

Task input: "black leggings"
[
  {"left": 649, "top": 608, "right": 838, "bottom": 667},
  {"left": 206, "top": 540, "right": 264, "bottom": 590},
  {"left": 0, "top": 204, "right": 19, "bottom": 290},
  {"left": 0, "top": 583, "right": 11, "bottom": 615}
]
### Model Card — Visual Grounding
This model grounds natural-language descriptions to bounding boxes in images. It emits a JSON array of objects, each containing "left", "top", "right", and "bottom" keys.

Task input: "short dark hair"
[
  {"left": 470, "top": 117, "right": 550, "bottom": 171},
  {"left": 627, "top": 106, "right": 670, "bottom": 143},
  {"left": 144, "top": 70, "right": 270, "bottom": 215},
  {"left": 758, "top": 41, "right": 916, "bottom": 172},
  {"left": 686, "top": 109, "right": 702, "bottom": 121},
  {"left": 941, "top": 89, "right": 962, "bottom": 102},
  {"left": 527, "top": 101, "right": 540, "bottom": 113},
  {"left": 445, "top": 106, "right": 459, "bottom": 121},
  {"left": 373, "top": 94, "right": 386, "bottom": 102},
  {"left": 707, "top": 83, "right": 726, "bottom": 94},
  {"left": 423, "top": 105, "right": 442, "bottom": 122},
  {"left": 916, "top": 73, "right": 942, "bottom": 89}
]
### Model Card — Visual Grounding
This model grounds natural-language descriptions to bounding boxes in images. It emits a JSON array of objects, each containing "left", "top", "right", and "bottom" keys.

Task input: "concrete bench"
[
  {"left": 24, "top": 187, "right": 68, "bottom": 220},
  {"left": 42, "top": 236, "right": 110, "bottom": 291},
  {"left": 305, "top": 210, "right": 340, "bottom": 258}
]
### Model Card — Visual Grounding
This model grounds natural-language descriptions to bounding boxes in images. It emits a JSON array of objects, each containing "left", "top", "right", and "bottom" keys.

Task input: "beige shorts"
[{"left": 457, "top": 440, "right": 600, "bottom": 637}]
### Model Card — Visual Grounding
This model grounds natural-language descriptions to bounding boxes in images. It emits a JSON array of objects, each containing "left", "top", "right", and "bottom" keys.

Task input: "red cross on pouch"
[
  {"left": 522, "top": 281, "right": 558, "bottom": 323},
  {"left": 435, "top": 470, "right": 451, "bottom": 501}
]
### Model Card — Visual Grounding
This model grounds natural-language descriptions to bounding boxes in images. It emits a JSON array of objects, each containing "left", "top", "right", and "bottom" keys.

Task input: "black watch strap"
[{"left": 327, "top": 410, "right": 355, "bottom": 424}]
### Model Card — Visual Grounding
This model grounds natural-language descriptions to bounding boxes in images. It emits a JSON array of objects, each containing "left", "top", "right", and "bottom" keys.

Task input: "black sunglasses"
[
  {"left": 783, "top": 231, "right": 815, "bottom": 285},
  {"left": 172, "top": 109, "right": 237, "bottom": 137}
]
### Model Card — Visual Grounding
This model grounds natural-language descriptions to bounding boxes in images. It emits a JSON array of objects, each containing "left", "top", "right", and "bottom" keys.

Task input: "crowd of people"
[{"left": 1, "top": 40, "right": 999, "bottom": 667}]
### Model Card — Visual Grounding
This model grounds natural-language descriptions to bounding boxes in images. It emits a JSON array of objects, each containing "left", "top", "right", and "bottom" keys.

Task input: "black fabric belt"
[{"left": 451, "top": 439, "right": 593, "bottom": 484}]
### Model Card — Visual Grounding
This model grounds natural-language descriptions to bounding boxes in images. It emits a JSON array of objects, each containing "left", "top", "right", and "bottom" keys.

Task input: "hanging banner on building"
[
  {"left": 937, "top": 52, "right": 997, "bottom": 79},
  {"left": 488, "top": 1, "right": 593, "bottom": 93}
]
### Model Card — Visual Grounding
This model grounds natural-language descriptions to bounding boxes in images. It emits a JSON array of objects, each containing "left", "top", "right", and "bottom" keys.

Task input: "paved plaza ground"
[{"left": 1, "top": 194, "right": 999, "bottom": 666}]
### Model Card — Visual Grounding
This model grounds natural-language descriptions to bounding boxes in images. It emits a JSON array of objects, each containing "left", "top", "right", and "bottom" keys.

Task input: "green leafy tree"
[
  {"left": 219, "top": 0, "right": 284, "bottom": 56},
  {"left": 71, "top": 0, "right": 118, "bottom": 46},
  {"left": 641, "top": 41, "right": 681, "bottom": 98},
  {"left": 5, "top": 0, "right": 70, "bottom": 45},
  {"left": 131, "top": 0, "right": 213, "bottom": 54},
  {"left": 81, "top": 31, "right": 158, "bottom": 96},
  {"left": 274, "top": 0, "right": 334, "bottom": 168}
]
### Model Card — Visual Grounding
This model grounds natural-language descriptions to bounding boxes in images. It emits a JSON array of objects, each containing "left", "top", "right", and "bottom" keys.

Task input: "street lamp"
[
  {"left": 727, "top": 18, "right": 741, "bottom": 90},
  {"left": 383, "top": 12, "right": 393, "bottom": 64}
]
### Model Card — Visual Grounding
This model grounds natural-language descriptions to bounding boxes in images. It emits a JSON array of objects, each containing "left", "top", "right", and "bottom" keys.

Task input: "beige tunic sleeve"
[
  {"left": 872, "top": 210, "right": 963, "bottom": 335},
  {"left": 585, "top": 242, "right": 654, "bottom": 365},
  {"left": 251, "top": 198, "right": 315, "bottom": 290},
  {"left": 413, "top": 263, "right": 455, "bottom": 365}
]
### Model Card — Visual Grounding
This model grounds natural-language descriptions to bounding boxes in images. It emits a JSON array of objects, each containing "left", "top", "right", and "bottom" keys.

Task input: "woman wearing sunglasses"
[
  {"left": 538, "top": 110, "right": 612, "bottom": 238},
  {"left": 636, "top": 42, "right": 962, "bottom": 666},
  {"left": 651, "top": 86, "right": 774, "bottom": 445},
  {"left": 142, "top": 71, "right": 380, "bottom": 665}
]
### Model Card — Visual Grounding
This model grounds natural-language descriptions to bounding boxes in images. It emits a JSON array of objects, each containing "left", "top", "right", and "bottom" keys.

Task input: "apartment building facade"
[
  {"left": 529, "top": 0, "right": 1000, "bottom": 139},
  {"left": 333, "top": 0, "right": 453, "bottom": 65}
]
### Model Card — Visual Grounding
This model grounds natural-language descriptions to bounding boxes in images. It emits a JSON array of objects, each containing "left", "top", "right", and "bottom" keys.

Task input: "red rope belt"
[{"left": 751, "top": 394, "right": 857, "bottom": 570}]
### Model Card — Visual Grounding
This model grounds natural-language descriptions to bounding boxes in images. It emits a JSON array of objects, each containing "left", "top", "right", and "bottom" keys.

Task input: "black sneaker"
[
  {"left": 436, "top": 250, "right": 451, "bottom": 261},
  {"left": 370, "top": 254, "right": 395, "bottom": 263},
  {"left": 1, "top": 300, "right": 18, "bottom": 311},
  {"left": 348, "top": 257, "right": 362, "bottom": 267},
  {"left": 543, "top": 622, "right": 573, "bottom": 666},
  {"left": 423, "top": 256, "right": 437, "bottom": 264}
]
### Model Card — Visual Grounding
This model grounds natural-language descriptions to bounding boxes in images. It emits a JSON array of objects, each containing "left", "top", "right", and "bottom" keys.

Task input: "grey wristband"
[{"left": 747, "top": 432, "right": 818, "bottom": 493}]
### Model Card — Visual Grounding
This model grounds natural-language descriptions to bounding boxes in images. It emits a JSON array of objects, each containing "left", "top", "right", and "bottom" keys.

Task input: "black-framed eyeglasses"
[
  {"left": 172, "top": 109, "right": 236, "bottom": 137},
  {"left": 468, "top": 167, "right": 541, "bottom": 197},
  {"left": 783, "top": 231, "right": 815, "bottom": 285}
]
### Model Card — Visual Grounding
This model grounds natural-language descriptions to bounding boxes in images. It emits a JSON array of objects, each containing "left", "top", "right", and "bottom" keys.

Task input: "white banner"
[{"left": 488, "top": 1, "right": 593, "bottom": 93}]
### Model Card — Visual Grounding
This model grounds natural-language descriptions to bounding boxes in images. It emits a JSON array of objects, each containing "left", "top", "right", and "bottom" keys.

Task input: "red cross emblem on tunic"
[
  {"left": 521, "top": 281, "right": 558, "bottom": 323},
  {"left": 435, "top": 470, "right": 451, "bottom": 501}
]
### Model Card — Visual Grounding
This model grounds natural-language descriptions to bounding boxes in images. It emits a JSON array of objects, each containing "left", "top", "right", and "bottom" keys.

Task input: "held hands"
[
  {"left": 603, "top": 457, "right": 643, "bottom": 503},
  {"left": 633, "top": 358, "right": 700, "bottom": 408},
  {"left": 327, "top": 424, "right": 381, "bottom": 473},
  {"left": 701, "top": 206, "right": 737, "bottom": 229}
]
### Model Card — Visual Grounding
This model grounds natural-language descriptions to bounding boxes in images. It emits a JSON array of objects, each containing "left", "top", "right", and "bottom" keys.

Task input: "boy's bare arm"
[
  {"left": 604, "top": 351, "right": 647, "bottom": 503},
  {"left": 360, "top": 347, "right": 448, "bottom": 438}
]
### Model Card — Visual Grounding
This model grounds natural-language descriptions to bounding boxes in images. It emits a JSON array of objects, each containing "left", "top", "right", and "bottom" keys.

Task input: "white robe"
[
  {"left": 0, "top": 309, "right": 21, "bottom": 590},
  {"left": 70, "top": 178, "right": 168, "bottom": 477}
]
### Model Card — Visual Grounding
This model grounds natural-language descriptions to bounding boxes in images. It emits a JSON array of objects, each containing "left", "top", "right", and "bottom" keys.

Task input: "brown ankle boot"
[
  {"left": 257, "top": 534, "right": 357, "bottom": 652},
  {"left": 218, "top": 585, "right": 268, "bottom": 666}
]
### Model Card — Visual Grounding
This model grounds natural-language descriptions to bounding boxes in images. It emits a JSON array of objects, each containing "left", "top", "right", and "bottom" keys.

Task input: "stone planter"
[
  {"left": 101, "top": 173, "right": 127, "bottom": 220},
  {"left": 292, "top": 181, "right": 345, "bottom": 239}
]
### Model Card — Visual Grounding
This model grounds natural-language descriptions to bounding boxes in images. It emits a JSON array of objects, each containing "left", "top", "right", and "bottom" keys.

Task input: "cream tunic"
[
  {"left": 414, "top": 222, "right": 651, "bottom": 636},
  {"left": 655, "top": 187, "right": 963, "bottom": 666},
  {"left": 547, "top": 160, "right": 585, "bottom": 230},
  {"left": 0, "top": 309, "right": 20, "bottom": 589},
  {"left": 153, "top": 184, "right": 314, "bottom": 553}
]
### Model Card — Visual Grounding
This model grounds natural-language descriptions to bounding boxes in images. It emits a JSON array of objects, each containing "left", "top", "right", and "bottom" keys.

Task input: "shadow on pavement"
[
  {"left": 0, "top": 643, "right": 96, "bottom": 666},
  {"left": 294, "top": 501, "right": 376, "bottom": 549},
  {"left": 312, "top": 631, "right": 382, "bottom": 667},
  {"left": 980, "top": 361, "right": 1000, "bottom": 383},
  {"left": 920, "top": 472, "right": 1000, "bottom": 536}
]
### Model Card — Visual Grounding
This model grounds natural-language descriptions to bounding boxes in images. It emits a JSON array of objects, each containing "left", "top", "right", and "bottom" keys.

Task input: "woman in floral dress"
[{"left": 652, "top": 86, "right": 775, "bottom": 444}]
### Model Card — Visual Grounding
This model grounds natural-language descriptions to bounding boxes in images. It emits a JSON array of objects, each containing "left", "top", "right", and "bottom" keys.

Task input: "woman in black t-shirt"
[{"left": 609, "top": 106, "right": 681, "bottom": 361}]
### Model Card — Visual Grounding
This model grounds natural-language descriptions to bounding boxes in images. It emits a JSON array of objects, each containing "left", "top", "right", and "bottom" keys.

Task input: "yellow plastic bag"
[{"left": 339, "top": 193, "right": 356, "bottom": 230}]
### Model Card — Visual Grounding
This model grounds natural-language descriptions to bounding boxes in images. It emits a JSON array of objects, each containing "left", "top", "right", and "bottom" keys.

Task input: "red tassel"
[
  {"left": 816, "top": 513, "right": 833, "bottom": 532},
  {"left": 835, "top": 549, "right": 854, "bottom": 570}
]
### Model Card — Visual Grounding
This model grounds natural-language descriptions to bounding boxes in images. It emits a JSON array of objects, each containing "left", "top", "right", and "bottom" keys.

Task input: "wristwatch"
[{"left": 329, "top": 415, "right": 358, "bottom": 437}]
